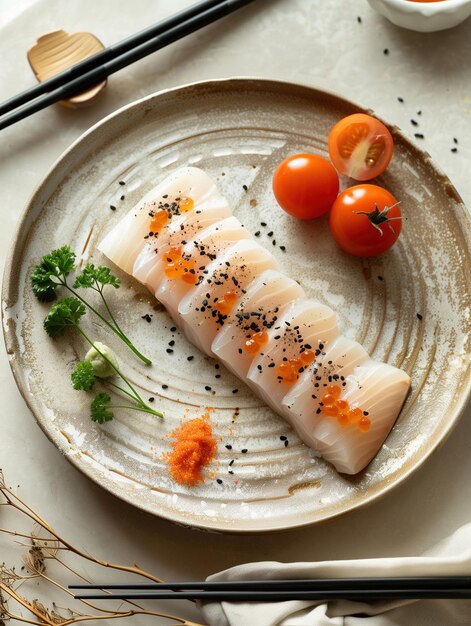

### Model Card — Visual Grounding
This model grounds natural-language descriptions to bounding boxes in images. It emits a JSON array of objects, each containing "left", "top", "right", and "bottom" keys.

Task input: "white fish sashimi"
[
  {"left": 212, "top": 269, "right": 305, "bottom": 378},
  {"left": 98, "top": 167, "right": 228, "bottom": 274},
  {"left": 155, "top": 216, "right": 253, "bottom": 322},
  {"left": 311, "top": 361, "right": 411, "bottom": 474},
  {"left": 179, "top": 240, "right": 279, "bottom": 355},
  {"left": 98, "top": 166, "right": 412, "bottom": 474},
  {"left": 282, "top": 336, "right": 369, "bottom": 445},
  {"left": 132, "top": 201, "right": 231, "bottom": 289},
  {"left": 247, "top": 299, "right": 339, "bottom": 412}
]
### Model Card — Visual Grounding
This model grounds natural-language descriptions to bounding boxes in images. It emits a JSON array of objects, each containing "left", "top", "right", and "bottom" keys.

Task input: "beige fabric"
[{"left": 200, "top": 524, "right": 471, "bottom": 626}]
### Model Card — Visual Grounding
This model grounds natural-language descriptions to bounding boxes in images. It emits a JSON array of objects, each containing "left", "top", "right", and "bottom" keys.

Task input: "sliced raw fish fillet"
[
  {"left": 132, "top": 203, "right": 231, "bottom": 288},
  {"left": 98, "top": 166, "right": 412, "bottom": 474},
  {"left": 155, "top": 216, "right": 253, "bottom": 322},
  {"left": 212, "top": 269, "right": 305, "bottom": 378},
  {"left": 282, "top": 336, "right": 369, "bottom": 444},
  {"left": 247, "top": 299, "right": 339, "bottom": 411},
  {"left": 179, "top": 239, "right": 279, "bottom": 354},
  {"left": 98, "top": 167, "right": 228, "bottom": 274},
  {"left": 311, "top": 360, "right": 411, "bottom": 474}
]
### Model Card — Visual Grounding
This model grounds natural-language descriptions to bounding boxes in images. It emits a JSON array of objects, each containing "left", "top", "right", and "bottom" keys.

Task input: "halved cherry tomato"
[
  {"left": 329, "top": 184, "right": 402, "bottom": 257},
  {"left": 272, "top": 153, "right": 339, "bottom": 219},
  {"left": 328, "top": 114, "right": 394, "bottom": 181}
]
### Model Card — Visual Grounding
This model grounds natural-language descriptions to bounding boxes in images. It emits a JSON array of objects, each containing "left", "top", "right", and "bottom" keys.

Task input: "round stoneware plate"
[{"left": 3, "top": 79, "right": 471, "bottom": 533}]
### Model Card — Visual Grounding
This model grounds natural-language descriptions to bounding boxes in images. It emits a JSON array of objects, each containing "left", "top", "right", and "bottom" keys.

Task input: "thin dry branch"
[{"left": 0, "top": 471, "right": 206, "bottom": 626}]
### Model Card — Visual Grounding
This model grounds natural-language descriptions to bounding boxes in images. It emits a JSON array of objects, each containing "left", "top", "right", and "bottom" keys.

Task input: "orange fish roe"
[
  {"left": 165, "top": 415, "right": 217, "bottom": 486},
  {"left": 149, "top": 209, "right": 168, "bottom": 234},
  {"left": 215, "top": 290, "right": 239, "bottom": 315},
  {"left": 163, "top": 246, "right": 198, "bottom": 284},
  {"left": 319, "top": 384, "right": 370, "bottom": 432},
  {"left": 300, "top": 349, "right": 315, "bottom": 365},
  {"left": 178, "top": 196, "right": 194, "bottom": 212},
  {"left": 277, "top": 358, "right": 302, "bottom": 383},
  {"left": 277, "top": 354, "right": 308, "bottom": 384},
  {"left": 244, "top": 330, "right": 269, "bottom": 354}
]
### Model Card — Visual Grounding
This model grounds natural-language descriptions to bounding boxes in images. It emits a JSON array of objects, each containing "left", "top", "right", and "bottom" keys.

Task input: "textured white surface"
[{"left": 0, "top": 0, "right": 470, "bottom": 623}]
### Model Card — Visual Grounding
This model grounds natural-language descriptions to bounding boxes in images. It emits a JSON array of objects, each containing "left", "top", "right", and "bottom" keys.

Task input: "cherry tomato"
[
  {"left": 272, "top": 154, "right": 339, "bottom": 219},
  {"left": 329, "top": 184, "right": 402, "bottom": 257},
  {"left": 328, "top": 114, "right": 394, "bottom": 181}
]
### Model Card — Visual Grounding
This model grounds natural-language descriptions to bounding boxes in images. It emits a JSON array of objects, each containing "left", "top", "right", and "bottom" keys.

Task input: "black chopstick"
[
  {"left": 0, "top": 0, "right": 256, "bottom": 131},
  {"left": 72, "top": 589, "right": 471, "bottom": 601},
  {"left": 69, "top": 576, "right": 471, "bottom": 591},
  {"left": 0, "top": 0, "right": 224, "bottom": 117},
  {"left": 70, "top": 577, "right": 471, "bottom": 601}
]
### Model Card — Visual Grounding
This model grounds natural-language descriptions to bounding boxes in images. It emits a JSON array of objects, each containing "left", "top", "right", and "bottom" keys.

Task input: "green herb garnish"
[
  {"left": 32, "top": 246, "right": 151, "bottom": 365},
  {"left": 49, "top": 299, "right": 163, "bottom": 422}
]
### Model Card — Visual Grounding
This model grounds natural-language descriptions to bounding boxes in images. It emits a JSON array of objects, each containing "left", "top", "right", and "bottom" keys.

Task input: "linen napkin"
[{"left": 200, "top": 523, "right": 471, "bottom": 626}]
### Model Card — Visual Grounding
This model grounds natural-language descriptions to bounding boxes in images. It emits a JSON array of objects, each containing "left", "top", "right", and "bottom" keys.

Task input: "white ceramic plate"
[{"left": 3, "top": 79, "right": 470, "bottom": 533}]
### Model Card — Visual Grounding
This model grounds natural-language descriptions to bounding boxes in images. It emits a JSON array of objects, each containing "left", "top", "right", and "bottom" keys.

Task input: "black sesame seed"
[
  {"left": 217, "top": 479, "right": 223, "bottom": 484},
  {"left": 415, "top": 133, "right": 424, "bottom": 139},
  {"left": 119, "top": 180, "right": 126, "bottom": 186},
  {"left": 260, "top": 222, "right": 267, "bottom": 227},
  {"left": 170, "top": 326, "right": 177, "bottom": 332},
  {"left": 397, "top": 96, "right": 404, "bottom": 103},
  {"left": 225, "top": 444, "right": 233, "bottom": 450},
  {"left": 453, "top": 137, "right": 458, "bottom": 144},
  {"left": 279, "top": 246, "right": 286, "bottom": 252},
  {"left": 363, "top": 411, "right": 369, "bottom": 416},
  {"left": 110, "top": 205, "right": 117, "bottom": 211},
  {"left": 168, "top": 340, "right": 175, "bottom": 346},
  {"left": 316, "top": 408, "right": 321, "bottom": 414},
  {"left": 383, "top": 48, "right": 389, "bottom": 55},
  {"left": 229, "top": 459, "right": 234, "bottom": 466},
  {"left": 267, "top": 231, "right": 274, "bottom": 237},
  {"left": 451, "top": 147, "right": 458, "bottom": 153},
  {"left": 254, "top": 231, "right": 261, "bottom": 237},
  {"left": 411, "top": 119, "right": 418, "bottom": 127},
  {"left": 148, "top": 397, "right": 154, "bottom": 402},
  {"left": 417, "top": 313, "right": 423, "bottom": 320},
  {"left": 205, "top": 385, "right": 212, "bottom": 391},
  {"left": 241, "top": 448, "right": 248, "bottom": 453},
  {"left": 357, "top": 15, "right": 362, "bottom": 23},
  {"left": 272, "top": 240, "right": 276, "bottom": 246},
  {"left": 141, "top": 313, "right": 152, "bottom": 323},
  {"left": 242, "top": 184, "right": 248, "bottom": 191},
  {"left": 280, "top": 435, "right": 287, "bottom": 441},
  {"left": 166, "top": 348, "right": 174, "bottom": 354},
  {"left": 232, "top": 388, "right": 239, "bottom": 394},
  {"left": 215, "top": 374, "right": 221, "bottom": 379},
  {"left": 162, "top": 384, "right": 168, "bottom": 390},
  {"left": 120, "top": 195, "right": 125, "bottom": 200},
  {"left": 284, "top": 440, "right": 289, "bottom": 447},
  {"left": 187, "top": 355, "right": 194, "bottom": 361},
  {"left": 228, "top": 470, "right": 234, "bottom": 475},
  {"left": 417, "top": 110, "right": 422, "bottom": 116}
]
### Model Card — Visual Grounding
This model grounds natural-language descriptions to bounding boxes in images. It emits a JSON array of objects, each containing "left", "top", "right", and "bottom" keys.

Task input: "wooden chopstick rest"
[{"left": 27, "top": 29, "right": 107, "bottom": 108}]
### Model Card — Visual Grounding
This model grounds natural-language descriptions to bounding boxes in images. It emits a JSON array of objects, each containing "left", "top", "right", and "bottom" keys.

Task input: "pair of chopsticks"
[
  {"left": 70, "top": 576, "right": 471, "bottom": 601},
  {"left": 0, "top": 0, "right": 256, "bottom": 131}
]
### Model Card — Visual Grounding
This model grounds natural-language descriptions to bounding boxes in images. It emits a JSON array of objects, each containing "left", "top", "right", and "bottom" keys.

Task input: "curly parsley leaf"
[
  {"left": 91, "top": 392, "right": 113, "bottom": 423},
  {"left": 31, "top": 246, "right": 76, "bottom": 301},
  {"left": 73, "top": 264, "right": 120, "bottom": 290},
  {"left": 43, "top": 297, "right": 86, "bottom": 338},
  {"left": 71, "top": 360, "right": 96, "bottom": 391}
]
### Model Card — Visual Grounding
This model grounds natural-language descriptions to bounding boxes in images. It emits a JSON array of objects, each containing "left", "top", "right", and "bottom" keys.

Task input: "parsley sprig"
[
  {"left": 32, "top": 246, "right": 151, "bottom": 365},
  {"left": 45, "top": 298, "right": 163, "bottom": 422}
]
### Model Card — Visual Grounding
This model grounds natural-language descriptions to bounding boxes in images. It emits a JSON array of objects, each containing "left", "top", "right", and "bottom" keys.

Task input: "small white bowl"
[{"left": 368, "top": 0, "right": 471, "bottom": 32}]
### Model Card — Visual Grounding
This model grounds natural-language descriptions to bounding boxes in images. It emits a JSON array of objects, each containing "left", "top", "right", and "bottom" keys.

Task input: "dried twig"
[{"left": 0, "top": 470, "right": 204, "bottom": 626}]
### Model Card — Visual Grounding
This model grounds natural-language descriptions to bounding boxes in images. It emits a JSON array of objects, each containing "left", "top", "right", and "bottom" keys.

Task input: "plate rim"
[{"left": 3, "top": 76, "right": 471, "bottom": 534}]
